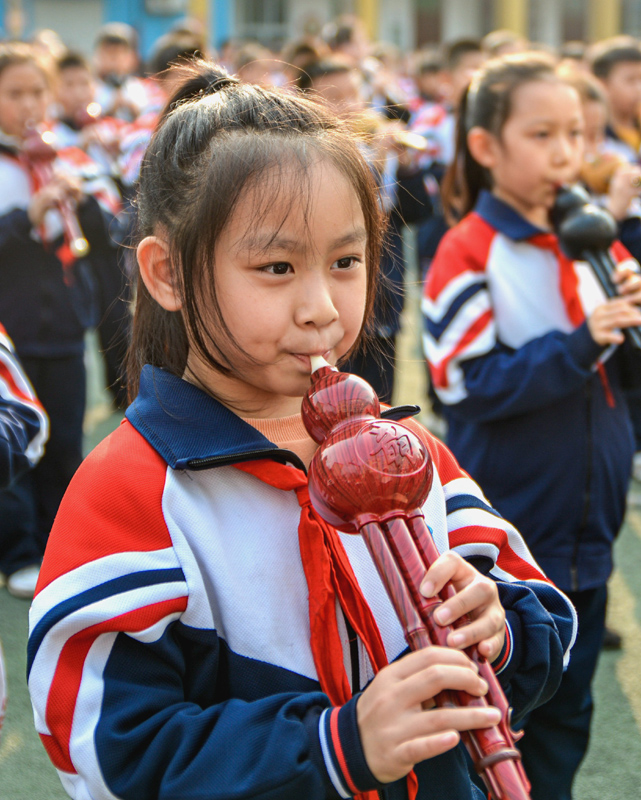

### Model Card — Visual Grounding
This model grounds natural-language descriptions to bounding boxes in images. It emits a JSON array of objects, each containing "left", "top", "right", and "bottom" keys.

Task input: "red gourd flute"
[{"left": 301, "top": 357, "right": 531, "bottom": 800}]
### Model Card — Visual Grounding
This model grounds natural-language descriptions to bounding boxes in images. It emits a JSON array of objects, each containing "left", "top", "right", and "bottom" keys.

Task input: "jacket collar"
[
  {"left": 474, "top": 189, "right": 546, "bottom": 242},
  {"left": 126, "top": 365, "right": 306, "bottom": 472},
  {"left": 126, "top": 365, "right": 422, "bottom": 473}
]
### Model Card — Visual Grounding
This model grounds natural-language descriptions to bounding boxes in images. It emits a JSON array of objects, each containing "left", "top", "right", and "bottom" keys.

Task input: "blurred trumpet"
[
  {"left": 580, "top": 151, "right": 628, "bottom": 195},
  {"left": 21, "top": 126, "right": 90, "bottom": 259},
  {"left": 350, "top": 109, "right": 428, "bottom": 151},
  {"left": 391, "top": 129, "right": 428, "bottom": 151}
]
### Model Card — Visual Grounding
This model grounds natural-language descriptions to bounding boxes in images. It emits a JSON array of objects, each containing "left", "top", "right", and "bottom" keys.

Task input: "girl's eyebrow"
[{"left": 239, "top": 226, "right": 368, "bottom": 255}]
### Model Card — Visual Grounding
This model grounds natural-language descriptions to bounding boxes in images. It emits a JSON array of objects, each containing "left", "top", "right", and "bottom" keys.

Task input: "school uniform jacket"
[
  {"left": 0, "top": 323, "right": 48, "bottom": 487},
  {"left": 423, "top": 190, "right": 641, "bottom": 593},
  {"left": 0, "top": 142, "right": 122, "bottom": 357},
  {"left": 28, "top": 365, "right": 576, "bottom": 800}
]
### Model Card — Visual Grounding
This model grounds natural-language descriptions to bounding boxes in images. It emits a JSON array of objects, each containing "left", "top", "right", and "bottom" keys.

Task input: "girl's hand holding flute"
[
  {"left": 420, "top": 550, "right": 506, "bottom": 662},
  {"left": 356, "top": 647, "right": 502, "bottom": 784},
  {"left": 27, "top": 172, "right": 83, "bottom": 228}
]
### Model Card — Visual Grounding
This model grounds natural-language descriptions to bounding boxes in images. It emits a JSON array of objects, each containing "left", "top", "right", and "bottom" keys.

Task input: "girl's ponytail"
[{"left": 440, "top": 84, "right": 491, "bottom": 225}]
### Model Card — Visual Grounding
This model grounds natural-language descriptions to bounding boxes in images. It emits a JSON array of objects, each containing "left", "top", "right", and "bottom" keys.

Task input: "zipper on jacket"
[
  {"left": 571, "top": 381, "right": 593, "bottom": 591},
  {"left": 186, "top": 448, "right": 307, "bottom": 473},
  {"left": 343, "top": 614, "right": 361, "bottom": 695}
]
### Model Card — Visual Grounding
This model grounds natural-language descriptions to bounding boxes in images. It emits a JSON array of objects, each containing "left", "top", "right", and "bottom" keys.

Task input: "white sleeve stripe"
[
  {"left": 318, "top": 709, "right": 351, "bottom": 798},
  {"left": 423, "top": 291, "right": 493, "bottom": 364},
  {"left": 29, "top": 580, "right": 187, "bottom": 691},
  {"left": 31, "top": 547, "right": 182, "bottom": 626},
  {"left": 421, "top": 271, "right": 486, "bottom": 322}
]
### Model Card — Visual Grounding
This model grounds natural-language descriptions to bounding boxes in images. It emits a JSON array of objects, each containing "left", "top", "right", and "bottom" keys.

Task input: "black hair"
[
  {"left": 129, "top": 60, "right": 384, "bottom": 399},
  {"left": 590, "top": 36, "right": 641, "bottom": 79},
  {"left": 443, "top": 38, "right": 482, "bottom": 71},
  {"left": 0, "top": 41, "right": 50, "bottom": 85},
  {"left": 55, "top": 50, "right": 90, "bottom": 73},
  {"left": 146, "top": 33, "right": 202, "bottom": 77},
  {"left": 296, "top": 55, "right": 354, "bottom": 92},
  {"left": 415, "top": 49, "right": 442, "bottom": 75},
  {"left": 94, "top": 22, "right": 138, "bottom": 52},
  {"left": 442, "top": 52, "right": 560, "bottom": 223}
]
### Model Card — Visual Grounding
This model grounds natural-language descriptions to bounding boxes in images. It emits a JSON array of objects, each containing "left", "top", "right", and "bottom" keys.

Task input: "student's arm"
[
  {"left": 422, "top": 230, "right": 608, "bottom": 422},
  {"left": 408, "top": 425, "right": 577, "bottom": 722},
  {"left": 0, "top": 326, "right": 48, "bottom": 487}
]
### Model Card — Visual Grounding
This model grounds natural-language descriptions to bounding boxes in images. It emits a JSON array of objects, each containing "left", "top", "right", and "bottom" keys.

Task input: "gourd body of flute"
[
  {"left": 301, "top": 362, "right": 531, "bottom": 800},
  {"left": 551, "top": 184, "right": 641, "bottom": 349}
]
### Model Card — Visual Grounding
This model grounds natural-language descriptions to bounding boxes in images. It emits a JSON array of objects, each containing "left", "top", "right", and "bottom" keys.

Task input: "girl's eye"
[
  {"left": 333, "top": 256, "right": 360, "bottom": 270},
  {"left": 262, "top": 262, "right": 292, "bottom": 275}
]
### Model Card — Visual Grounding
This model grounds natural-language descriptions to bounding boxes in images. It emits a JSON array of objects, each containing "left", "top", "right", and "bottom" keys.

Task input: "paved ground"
[{"left": 1, "top": 293, "right": 641, "bottom": 799}]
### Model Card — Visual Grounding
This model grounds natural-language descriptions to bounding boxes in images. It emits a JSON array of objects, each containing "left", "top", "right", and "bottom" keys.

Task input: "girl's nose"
[
  {"left": 554, "top": 135, "right": 574, "bottom": 163},
  {"left": 295, "top": 272, "right": 339, "bottom": 328}
]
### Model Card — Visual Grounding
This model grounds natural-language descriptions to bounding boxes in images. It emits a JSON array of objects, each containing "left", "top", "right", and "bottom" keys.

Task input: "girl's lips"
[{"left": 291, "top": 351, "right": 332, "bottom": 370}]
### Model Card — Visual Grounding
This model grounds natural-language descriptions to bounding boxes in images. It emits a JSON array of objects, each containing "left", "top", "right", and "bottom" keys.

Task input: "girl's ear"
[
  {"left": 137, "top": 236, "right": 182, "bottom": 312},
  {"left": 467, "top": 126, "right": 499, "bottom": 170}
]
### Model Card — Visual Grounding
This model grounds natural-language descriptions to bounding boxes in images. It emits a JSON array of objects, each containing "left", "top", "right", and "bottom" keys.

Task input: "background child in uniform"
[
  {"left": 298, "top": 55, "right": 432, "bottom": 403},
  {"left": 28, "top": 61, "right": 575, "bottom": 800},
  {"left": 0, "top": 42, "right": 122, "bottom": 597},
  {"left": 423, "top": 53, "right": 641, "bottom": 800}
]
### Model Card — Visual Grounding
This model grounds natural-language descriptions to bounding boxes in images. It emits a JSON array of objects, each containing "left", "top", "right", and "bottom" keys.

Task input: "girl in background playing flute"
[
  {"left": 29, "top": 60, "right": 575, "bottom": 800},
  {"left": 422, "top": 52, "right": 641, "bottom": 800},
  {"left": 0, "top": 42, "right": 122, "bottom": 598}
]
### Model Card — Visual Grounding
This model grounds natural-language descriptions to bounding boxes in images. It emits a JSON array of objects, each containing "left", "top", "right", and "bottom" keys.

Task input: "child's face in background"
[
  {"left": 311, "top": 70, "right": 366, "bottom": 118},
  {"left": 485, "top": 80, "right": 584, "bottom": 228},
  {"left": 415, "top": 70, "right": 442, "bottom": 101},
  {"left": 582, "top": 98, "right": 608, "bottom": 156},
  {"left": 56, "top": 66, "right": 95, "bottom": 119},
  {"left": 446, "top": 51, "right": 486, "bottom": 109},
  {"left": 93, "top": 43, "right": 137, "bottom": 81},
  {"left": 0, "top": 62, "right": 48, "bottom": 139},
  {"left": 601, "top": 61, "right": 641, "bottom": 123},
  {"left": 186, "top": 159, "right": 368, "bottom": 418}
]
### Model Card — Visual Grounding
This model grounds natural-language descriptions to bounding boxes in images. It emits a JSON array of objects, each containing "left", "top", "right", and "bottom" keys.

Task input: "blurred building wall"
[{"left": 0, "top": 0, "right": 639, "bottom": 58}]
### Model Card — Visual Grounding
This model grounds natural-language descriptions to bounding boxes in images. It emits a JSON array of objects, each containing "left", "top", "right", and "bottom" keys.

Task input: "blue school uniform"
[{"left": 28, "top": 366, "right": 575, "bottom": 800}]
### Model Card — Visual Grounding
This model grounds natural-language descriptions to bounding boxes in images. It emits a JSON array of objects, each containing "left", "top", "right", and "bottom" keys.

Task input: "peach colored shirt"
[{"left": 241, "top": 413, "right": 318, "bottom": 468}]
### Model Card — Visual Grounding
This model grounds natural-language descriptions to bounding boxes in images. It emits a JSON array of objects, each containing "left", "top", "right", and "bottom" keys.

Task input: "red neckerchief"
[
  {"left": 530, "top": 233, "right": 615, "bottom": 407},
  {"left": 235, "top": 458, "right": 418, "bottom": 800}
]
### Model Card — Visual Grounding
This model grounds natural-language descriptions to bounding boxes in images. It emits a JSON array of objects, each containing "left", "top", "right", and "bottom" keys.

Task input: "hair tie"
[
  {"left": 465, "top": 73, "right": 482, "bottom": 131},
  {"left": 201, "top": 74, "right": 238, "bottom": 97}
]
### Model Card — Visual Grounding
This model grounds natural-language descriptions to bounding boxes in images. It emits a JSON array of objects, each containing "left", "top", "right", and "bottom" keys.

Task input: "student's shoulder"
[
  {"left": 38, "top": 420, "right": 173, "bottom": 590},
  {"left": 436, "top": 211, "right": 495, "bottom": 262},
  {"left": 426, "top": 212, "right": 495, "bottom": 296}
]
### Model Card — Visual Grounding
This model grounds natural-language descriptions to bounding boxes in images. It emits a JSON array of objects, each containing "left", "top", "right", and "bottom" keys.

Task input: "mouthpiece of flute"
[{"left": 310, "top": 355, "right": 333, "bottom": 373}]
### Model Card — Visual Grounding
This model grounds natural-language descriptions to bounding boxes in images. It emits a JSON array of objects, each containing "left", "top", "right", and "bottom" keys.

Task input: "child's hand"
[
  {"left": 420, "top": 551, "right": 506, "bottom": 662},
  {"left": 612, "top": 261, "right": 641, "bottom": 305},
  {"left": 28, "top": 175, "right": 83, "bottom": 227},
  {"left": 588, "top": 297, "right": 641, "bottom": 346},
  {"left": 357, "top": 647, "right": 501, "bottom": 783},
  {"left": 605, "top": 163, "right": 641, "bottom": 221}
]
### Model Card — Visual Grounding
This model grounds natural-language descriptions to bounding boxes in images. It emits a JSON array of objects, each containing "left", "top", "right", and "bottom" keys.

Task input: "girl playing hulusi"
[{"left": 423, "top": 52, "right": 641, "bottom": 800}]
